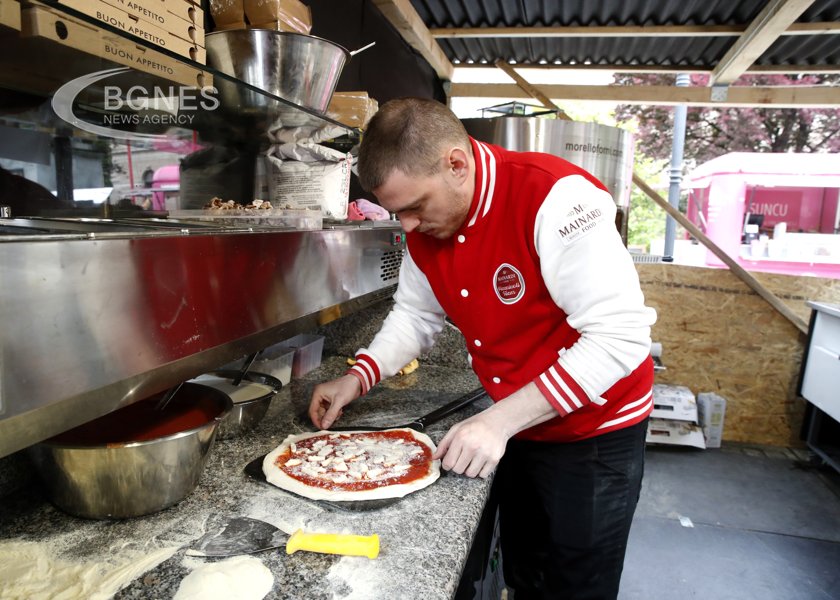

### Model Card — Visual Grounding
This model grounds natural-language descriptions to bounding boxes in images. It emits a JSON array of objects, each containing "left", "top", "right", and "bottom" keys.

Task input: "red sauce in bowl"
[{"left": 49, "top": 384, "right": 229, "bottom": 445}]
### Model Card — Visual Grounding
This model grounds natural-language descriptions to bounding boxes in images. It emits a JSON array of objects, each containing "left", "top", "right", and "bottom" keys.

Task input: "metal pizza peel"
[
  {"left": 187, "top": 515, "right": 379, "bottom": 558},
  {"left": 327, "top": 386, "right": 487, "bottom": 432}
]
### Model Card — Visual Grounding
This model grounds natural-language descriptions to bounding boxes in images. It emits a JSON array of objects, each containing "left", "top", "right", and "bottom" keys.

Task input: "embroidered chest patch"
[
  {"left": 493, "top": 263, "right": 525, "bottom": 304},
  {"left": 556, "top": 201, "right": 607, "bottom": 246}
]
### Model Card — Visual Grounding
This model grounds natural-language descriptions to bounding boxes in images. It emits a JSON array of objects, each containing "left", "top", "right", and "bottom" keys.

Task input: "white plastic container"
[
  {"left": 252, "top": 347, "right": 296, "bottom": 387},
  {"left": 278, "top": 334, "right": 325, "bottom": 378}
]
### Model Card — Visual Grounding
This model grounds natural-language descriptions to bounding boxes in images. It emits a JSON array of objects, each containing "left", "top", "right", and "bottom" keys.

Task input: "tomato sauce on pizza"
[{"left": 271, "top": 430, "right": 434, "bottom": 492}]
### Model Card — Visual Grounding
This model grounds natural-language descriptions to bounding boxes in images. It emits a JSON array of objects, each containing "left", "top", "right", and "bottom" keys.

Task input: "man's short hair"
[{"left": 357, "top": 97, "right": 471, "bottom": 192}]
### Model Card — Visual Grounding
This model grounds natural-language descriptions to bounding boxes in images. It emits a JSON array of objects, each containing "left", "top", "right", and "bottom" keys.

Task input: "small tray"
[
  {"left": 169, "top": 208, "right": 323, "bottom": 230},
  {"left": 243, "top": 454, "right": 400, "bottom": 512}
]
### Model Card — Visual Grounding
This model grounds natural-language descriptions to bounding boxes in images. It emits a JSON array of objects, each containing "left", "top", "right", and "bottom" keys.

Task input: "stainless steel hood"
[{"left": 0, "top": 219, "right": 404, "bottom": 458}]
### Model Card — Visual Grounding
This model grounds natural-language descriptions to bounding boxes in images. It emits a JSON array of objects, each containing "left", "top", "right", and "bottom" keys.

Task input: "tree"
[
  {"left": 626, "top": 156, "right": 669, "bottom": 252},
  {"left": 613, "top": 74, "right": 840, "bottom": 165}
]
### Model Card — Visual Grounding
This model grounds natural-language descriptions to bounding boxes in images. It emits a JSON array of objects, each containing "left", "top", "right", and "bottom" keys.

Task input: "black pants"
[{"left": 496, "top": 419, "right": 648, "bottom": 600}]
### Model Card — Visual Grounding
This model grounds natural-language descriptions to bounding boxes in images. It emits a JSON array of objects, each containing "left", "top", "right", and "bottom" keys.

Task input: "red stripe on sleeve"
[
  {"left": 534, "top": 374, "right": 572, "bottom": 417},
  {"left": 346, "top": 353, "right": 381, "bottom": 395}
]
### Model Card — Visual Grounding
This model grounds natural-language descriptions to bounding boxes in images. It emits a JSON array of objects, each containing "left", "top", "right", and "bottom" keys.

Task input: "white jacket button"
[
  {"left": 492, "top": 377, "right": 501, "bottom": 384},
  {"left": 474, "top": 339, "right": 482, "bottom": 347},
  {"left": 457, "top": 235, "right": 466, "bottom": 243},
  {"left": 460, "top": 289, "right": 469, "bottom": 298}
]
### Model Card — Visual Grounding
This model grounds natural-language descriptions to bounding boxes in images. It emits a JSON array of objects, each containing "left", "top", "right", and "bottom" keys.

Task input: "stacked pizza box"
[
  {"left": 20, "top": 0, "right": 208, "bottom": 87},
  {"left": 42, "top": 0, "right": 206, "bottom": 63}
]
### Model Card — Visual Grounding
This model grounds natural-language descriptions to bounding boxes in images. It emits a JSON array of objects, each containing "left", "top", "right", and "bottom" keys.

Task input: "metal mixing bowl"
[
  {"left": 205, "top": 29, "right": 349, "bottom": 115},
  {"left": 28, "top": 383, "right": 232, "bottom": 519},
  {"left": 192, "top": 370, "right": 282, "bottom": 440}
]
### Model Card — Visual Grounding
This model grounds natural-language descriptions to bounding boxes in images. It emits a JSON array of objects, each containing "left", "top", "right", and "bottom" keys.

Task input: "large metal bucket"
[
  {"left": 461, "top": 118, "right": 635, "bottom": 242},
  {"left": 28, "top": 383, "right": 232, "bottom": 519},
  {"left": 206, "top": 30, "right": 349, "bottom": 115}
]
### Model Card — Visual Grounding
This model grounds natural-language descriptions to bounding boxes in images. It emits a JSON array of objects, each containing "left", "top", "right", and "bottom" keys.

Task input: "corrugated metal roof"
[{"left": 410, "top": 0, "right": 840, "bottom": 69}]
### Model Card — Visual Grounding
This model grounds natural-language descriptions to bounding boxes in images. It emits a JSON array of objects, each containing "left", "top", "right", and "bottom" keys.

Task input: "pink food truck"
[{"left": 684, "top": 152, "right": 840, "bottom": 279}]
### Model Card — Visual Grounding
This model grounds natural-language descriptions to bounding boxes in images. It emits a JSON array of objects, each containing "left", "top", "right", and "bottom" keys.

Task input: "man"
[{"left": 309, "top": 97, "right": 656, "bottom": 599}]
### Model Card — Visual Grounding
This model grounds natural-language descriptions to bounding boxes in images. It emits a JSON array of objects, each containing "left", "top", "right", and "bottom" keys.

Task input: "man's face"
[{"left": 372, "top": 155, "right": 472, "bottom": 240}]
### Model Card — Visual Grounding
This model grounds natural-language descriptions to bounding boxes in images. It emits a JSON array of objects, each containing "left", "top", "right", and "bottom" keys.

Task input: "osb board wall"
[{"left": 637, "top": 264, "right": 840, "bottom": 447}]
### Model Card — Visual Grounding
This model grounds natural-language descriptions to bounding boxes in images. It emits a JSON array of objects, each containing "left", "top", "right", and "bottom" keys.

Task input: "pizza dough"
[
  {"left": 262, "top": 428, "right": 441, "bottom": 501},
  {"left": 174, "top": 556, "right": 273, "bottom": 600}
]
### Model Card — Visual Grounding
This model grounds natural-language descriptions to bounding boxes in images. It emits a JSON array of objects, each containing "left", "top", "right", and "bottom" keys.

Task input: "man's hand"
[
  {"left": 309, "top": 374, "right": 362, "bottom": 429},
  {"left": 432, "top": 410, "right": 511, "bottom": 479},
  {"left": 432, "top": 382, "right": 561, "bottom": 479}
]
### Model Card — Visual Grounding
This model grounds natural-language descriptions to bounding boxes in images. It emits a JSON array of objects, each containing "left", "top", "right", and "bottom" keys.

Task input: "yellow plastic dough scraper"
[{"left": 188, "top": 516, "right": 379, "bottom": 559}]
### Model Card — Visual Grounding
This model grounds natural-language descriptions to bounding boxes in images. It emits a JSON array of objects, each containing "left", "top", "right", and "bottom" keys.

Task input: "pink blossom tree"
[{"left": 614, "top": 74, "right": 840, "bottom": 164}]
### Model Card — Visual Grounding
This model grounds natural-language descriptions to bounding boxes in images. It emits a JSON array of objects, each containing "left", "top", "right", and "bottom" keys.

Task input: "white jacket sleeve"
[
  {"left": 347, "top": 248, "right": 447, "bottom": 394},
  {"left": 532, "top": 175, "right": 656, "bottom": 414}
]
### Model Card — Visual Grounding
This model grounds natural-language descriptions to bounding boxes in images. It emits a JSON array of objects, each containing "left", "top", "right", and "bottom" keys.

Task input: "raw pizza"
[{"left": 262, "top": 428, "right": 441, "bottom": 501}]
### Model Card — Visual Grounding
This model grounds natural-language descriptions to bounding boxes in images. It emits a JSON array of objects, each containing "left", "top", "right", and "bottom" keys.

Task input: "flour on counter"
[
  {"left": 174, "top": 556, "right": 273, "bottom": 600},
  {"left": 0, "top": 540, "right": 179, "bottom": 600},
  {"left": 326, "top": 556, "right": 383, "bottom": 600}
]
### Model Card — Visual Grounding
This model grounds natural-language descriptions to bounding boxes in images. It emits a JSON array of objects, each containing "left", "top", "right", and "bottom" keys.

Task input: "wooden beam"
[
  {"left": 711, "top": 0, "right": 818, "bottom": 86},
  {"left": 493, "top": 60, "right": 564, "bottom": 114},
  {"left": 454, "top": 63, "right": 840, "bottom": 75},
  {"left": 371, "top": 0, "right": 454, "bottom": 81},
  {"left": 491, "top": 65, "right": 809, "bottom": 334},
  {"left": 449, "top": 82, "right": 840, "bottom": 107},
  {"left": 432, "top": 22, "right": 840, "bottom": 39}
]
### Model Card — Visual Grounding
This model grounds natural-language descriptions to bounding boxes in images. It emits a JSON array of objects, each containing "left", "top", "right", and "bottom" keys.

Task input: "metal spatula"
[
  {"left": 187, "top": 516, "right": 379, "bottom": 559},
  {"left": 328, "top": 386, "right": 487, "bottom": 432}
]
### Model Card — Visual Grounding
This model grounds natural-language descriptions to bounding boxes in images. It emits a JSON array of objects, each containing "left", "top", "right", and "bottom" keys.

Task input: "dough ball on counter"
[{"left": 174, "top": 556, "right": 273, "bottom": 600}]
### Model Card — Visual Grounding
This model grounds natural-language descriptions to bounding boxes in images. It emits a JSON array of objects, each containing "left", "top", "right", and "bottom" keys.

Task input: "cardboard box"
[
  {"left": 47, "top": 0, "right": 204, "bottom": 61},
  {"left": 248, "top": 18, "right": 300, "bottom": 32},
  {"left": 109, "top": 0, "right": 204, "bottom": 28},
  {"left": 57, "top": 0, "right": 204, "bottom": 40},
  {"left": 212, "top": 18, "right": 244, "bottom": 30},
  {"left": 697, "top": 392, "right": 727, "bottom": 448},
  {"left": 244, "top": 0, "right": 309, "bottom": 33},
  {"left": 1, "top": 0, "right": 21, "bottom": 30},
  {"left": 651, "top": 384, "right": 699, "bottom": 422},
  {"left": 163, "top": 0, "right": 203, "bottom": 27},
  {"left": 646, "top": 418, "right": 707, "bottom": 449},
  {"left": 209, "top": 0, "right": 242, "bottom": 29},
  {"left": 23, "top": 5, "right": 209, "bottom": 87},
  {"left": 326, "top": 91, "right": 379, "bottom": 130}
]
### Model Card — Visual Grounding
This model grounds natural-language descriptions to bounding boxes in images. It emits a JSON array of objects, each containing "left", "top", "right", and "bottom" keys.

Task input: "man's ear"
[{"left": 446, "top": 147, "right": 470, "bottom": 183}]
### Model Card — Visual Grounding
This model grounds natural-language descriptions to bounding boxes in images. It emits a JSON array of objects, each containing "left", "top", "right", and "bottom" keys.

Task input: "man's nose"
[{"left": 398, "top": 214, "right": 419, "bottom": 233}]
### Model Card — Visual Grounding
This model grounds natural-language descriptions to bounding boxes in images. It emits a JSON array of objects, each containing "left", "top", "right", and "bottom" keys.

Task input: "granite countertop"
[{"left": 0, "top": 357, "right": 491, "bottom": 600}]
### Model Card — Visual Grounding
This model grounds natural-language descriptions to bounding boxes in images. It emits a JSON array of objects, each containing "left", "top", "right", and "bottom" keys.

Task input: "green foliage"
[{"left": 627, "top": 157, "right": 669, "bottom": 252}]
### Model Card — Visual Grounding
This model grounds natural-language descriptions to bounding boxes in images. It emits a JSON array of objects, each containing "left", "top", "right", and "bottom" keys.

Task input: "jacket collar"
[{"left": 464, "top": 137, "right": 498, "bottom": 228}]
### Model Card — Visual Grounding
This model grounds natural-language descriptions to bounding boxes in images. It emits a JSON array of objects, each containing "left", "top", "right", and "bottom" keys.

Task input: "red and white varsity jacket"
[{"left": 349, "top": 138, "right": 656, "bottom": 442}]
